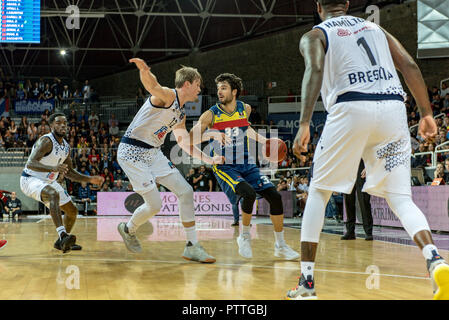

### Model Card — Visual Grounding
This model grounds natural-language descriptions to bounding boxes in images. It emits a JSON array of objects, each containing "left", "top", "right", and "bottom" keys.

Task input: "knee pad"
[
  {"left": 141, "top": 190, "right": 163, "bottom": 214},
  {"left": 235, "top": 182, "right": 256, "bottom": 213},
  {"left": 259, "top": 187, "right": 283, "bottom": 215}
]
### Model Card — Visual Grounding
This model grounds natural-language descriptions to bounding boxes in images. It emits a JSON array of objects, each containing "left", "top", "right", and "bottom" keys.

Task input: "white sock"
[
  {"left": 241, "top": 224, "right": 251, "bottom": 236},
  {"left": 126, "top": 220, "right": 138, "bottom": 235},
  {"left": 422, "top": 244, "right": 440, "bottom": 260},
  {"left": 274, "top": 230, "right": 286, "bottom": 246},
  {"left": 56, "top": 226, "right": 66, "bottom": 239},
  {"left": 301, "top": 261, "right": 315, "bottom": 279},
  {"left": 184, "top": 226, "right": 198, "bottom": 245}
]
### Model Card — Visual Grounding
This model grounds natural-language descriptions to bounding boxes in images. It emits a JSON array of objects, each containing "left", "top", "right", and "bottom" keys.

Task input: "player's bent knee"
[
  {"left": 235, "top": 182, "right": 256, "bottom": 213},
  {"left": 261, "top": 187, "right": 283, "bottom": 215}
]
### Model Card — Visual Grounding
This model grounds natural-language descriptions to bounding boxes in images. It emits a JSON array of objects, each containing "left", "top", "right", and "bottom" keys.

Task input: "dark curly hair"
[{"left": 215, "top": 73, "right": 243, "bottom": 98}]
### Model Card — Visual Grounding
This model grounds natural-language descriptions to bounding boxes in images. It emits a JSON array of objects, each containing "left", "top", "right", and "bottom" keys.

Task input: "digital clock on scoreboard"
[{"left": 1, "top": 0, "right": 40, "bottom": 43}]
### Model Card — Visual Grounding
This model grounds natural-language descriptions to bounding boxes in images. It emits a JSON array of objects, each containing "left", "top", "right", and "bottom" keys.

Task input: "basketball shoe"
[
  {"left": 286, "top": 274, "right": 317, "bottom": 300},
  {"left": 237, "top": 233, "right": 252, "bottom": 258},
  {"left": 54, "top": 238, "right": 82, "bottom": 251},
  {"left": 427, "top": 250, "right": 449, "bottom": 300},
  {"left": 274, "top": 242, "right": 300, "bottom": 260},
  {"left": 0, "top": 240, "right": 7, "bottom": 250},
  {"left": 59, "top": 233, "right": 76, "bottom": 253},
  {"left": 182, "top": 242, "right": 216, "bottom": 263},
  {"left": 117, "top": 222, "right": 142, "bottom": 253}
]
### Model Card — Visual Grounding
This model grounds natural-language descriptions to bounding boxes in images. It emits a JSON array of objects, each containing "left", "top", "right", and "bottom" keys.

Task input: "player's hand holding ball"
[{"left": 263, "top": 138, "right": 287, "bottom": 163}]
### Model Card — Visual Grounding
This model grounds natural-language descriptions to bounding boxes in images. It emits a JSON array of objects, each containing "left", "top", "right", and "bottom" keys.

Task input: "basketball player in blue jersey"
[
  {"left": 190, "top": 73, "right": 300, "bottom": 260},
  {"left": 117, "top": 59, "right": 225, "bottom": 263},
  {"left": 21, "top": 113, "right": 104, "bottom": 253},
  {"left": 286, "top": 0, "right": 449, "bottom": 300}
]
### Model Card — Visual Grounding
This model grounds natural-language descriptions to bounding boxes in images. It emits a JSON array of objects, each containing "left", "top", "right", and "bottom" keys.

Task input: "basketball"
[{"left": 264, "top": 138, "right": 287, "bottom": 163}]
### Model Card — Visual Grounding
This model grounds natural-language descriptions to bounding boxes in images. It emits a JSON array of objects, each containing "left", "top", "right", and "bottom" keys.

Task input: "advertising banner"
[
  {"left": 14, "top": 98, "right": 55, "bottom": 114},
  {"left": 97, "top": 191, "right": 257, "bottom": 216}
]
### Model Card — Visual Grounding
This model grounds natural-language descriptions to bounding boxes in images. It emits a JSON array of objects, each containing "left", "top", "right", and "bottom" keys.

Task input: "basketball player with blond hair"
[
  {"left": 117, "top": 59, "right": 225, "bottom": 263},
  {"left": 286, "top": 0, "right": 449, "bottom": 300}
]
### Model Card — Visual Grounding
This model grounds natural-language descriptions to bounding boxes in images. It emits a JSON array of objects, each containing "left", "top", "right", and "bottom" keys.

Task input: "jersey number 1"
[{"left": 357, "top": 37, "right": 377, "bottom": 66}]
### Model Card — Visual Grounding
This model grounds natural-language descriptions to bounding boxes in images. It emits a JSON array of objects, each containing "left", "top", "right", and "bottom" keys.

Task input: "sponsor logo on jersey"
[
  {"left": 337, "top": 28, "right": 352, "bottom": 37},
  {"left": 154, "top": 126, "right": 168, "bottom": 140}
]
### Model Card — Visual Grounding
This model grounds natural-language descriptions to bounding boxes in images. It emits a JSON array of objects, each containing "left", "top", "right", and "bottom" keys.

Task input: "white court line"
[{"left": 9, "top": 255, "right": 429, "bottom": 281}]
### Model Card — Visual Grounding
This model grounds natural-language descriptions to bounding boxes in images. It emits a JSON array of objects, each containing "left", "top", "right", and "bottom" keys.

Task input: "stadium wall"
[{"left": 93, "top": 1, "right": 448, "bottom": 99}]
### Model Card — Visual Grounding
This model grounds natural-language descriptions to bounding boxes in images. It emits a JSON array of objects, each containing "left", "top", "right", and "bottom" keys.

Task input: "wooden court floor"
[{"left": 0, "top": 216, "right": 443, "bottom": 300}]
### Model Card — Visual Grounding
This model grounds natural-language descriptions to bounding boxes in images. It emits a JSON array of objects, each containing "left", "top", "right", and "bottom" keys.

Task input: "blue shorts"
[{"left": 212, "top": 164, "right": 274, "bottom": 204}]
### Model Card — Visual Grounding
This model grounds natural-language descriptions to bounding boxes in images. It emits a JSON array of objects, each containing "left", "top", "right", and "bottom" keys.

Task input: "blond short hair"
[{"left": 175, "top": 65, "right": 202, "bottom": 88}]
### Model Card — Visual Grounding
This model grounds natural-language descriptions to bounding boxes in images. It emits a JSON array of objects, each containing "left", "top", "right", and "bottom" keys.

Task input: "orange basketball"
[{"left": 264, "top": 138, "right": 287, "bottom": 163}]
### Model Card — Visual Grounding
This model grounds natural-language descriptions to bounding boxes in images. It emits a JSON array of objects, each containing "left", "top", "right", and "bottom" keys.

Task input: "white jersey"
[
  {"left": 314, "top": 15, "right": 406, "bottom": 110},
  {"left": 23, "top": 133, "right": 70, "bottom": 182},
  {"left": 123, "top": 89, "right": 186, "bottom": 147}
]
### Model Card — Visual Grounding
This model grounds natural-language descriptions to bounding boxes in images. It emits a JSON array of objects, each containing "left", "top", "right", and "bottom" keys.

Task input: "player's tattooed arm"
[
  {"left": 63, "top": 155, "right": 104, "bottom": 185},
  {"left": 298, "top": 29, "right": 325, "bottom": 125},
  {"left": 26, "top": 137, "right": 68, "bottom": 174}
]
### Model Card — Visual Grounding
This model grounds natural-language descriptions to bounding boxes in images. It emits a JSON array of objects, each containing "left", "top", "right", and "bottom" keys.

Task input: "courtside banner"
[{"left": 97, "top": 192, "right": 256, "bottom": 215}]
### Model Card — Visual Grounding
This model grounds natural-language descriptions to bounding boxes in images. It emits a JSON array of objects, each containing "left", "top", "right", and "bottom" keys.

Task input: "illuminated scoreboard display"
[{"left": 1, "top": 0, "right": 40, "bottom": 43}]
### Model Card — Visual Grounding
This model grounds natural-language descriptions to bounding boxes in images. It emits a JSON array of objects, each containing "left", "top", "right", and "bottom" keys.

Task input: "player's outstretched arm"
[
  {"left": 129, "top": 58, "right": 175, "bottom": 105},
  {"left": 26, "top": 137, "right": 68, "bottom": 174},
  {"left": 63, "top": 156, "right": 104, "bottom": 185},
  {"left": 173, "top": 119, "right": 224, "bottom": 165}
]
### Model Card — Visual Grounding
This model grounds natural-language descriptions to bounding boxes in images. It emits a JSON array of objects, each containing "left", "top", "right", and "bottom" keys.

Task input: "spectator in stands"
[
  {"left": 79, "top": 162, "right": 90, "bottom": 176},
  {"left": 441, "top": 82, "right": 449, "bottom": 98},
  {"left": 88, "top": 111, "right": 99, "bottom": 132},
  {"left": 277, "top": 179, "right": 289, "bottom": 192},
  {"left": 112, "top": 179, "right": 127, "bottom": 192},
  {"left": 61, "top": 85, "right": 71, "bottom": 109},
  {"left": 68, "top": 109, "right": 77, "bottom": 124},
  {"left": 101, "top": 167, "right": 114, "bottom": 184},
  {"left": 8, "top": 120, "right": 18, "bottom": 141},
  {"left": 412, "top": 143, "right": 429, "bottom": 168},
  {"left": 31, "top": 82, "right": 42, "bottom": 100},
  {"left": 434, "top": 162, "right": 445, "bottom": 180},
  {"left": 88, "top": 147, "right": 100, "bottom": 170},
  {"left": 108, "top": 113, "right": 119, "bottom": 128},
  {"left": 443, "top": 94, "right": 449, "bottom": 113},
  {"left": 109, "top": 121, "right": 119, "bottom": 137},
  {"left": 38, "top": 77, "right": 45, "bottom": 91},
  {"left": 82, "top": 80, "right": 90, "bottom": 103},
  {"left": 4, "top": 192, "right": 22, "bottom": 219},
  {"left": 193, "top": 165, "right": 213, "bottom": 191},
  {"left": 78, "top": 110, "right": 89, "bottom": 123},
  {"left": 16, "top": 83, "right": 27, "bottom": 100},
  {"left": 186, "top": 168, "right": 196, "bottom": 188},
  {"left": 77, "top": 181, "right": 93, "bottom": 215},
  {"left": 126, "top": 183, "right": 133, "bottom": 192},
  {"left": 101, "top": 180, "right": 111, "bottom": 192},
  {"left": 248, "top": 106, "right": 261, "bottom": 124},
  {"left": 88, "top": 87, "right": 99, "bottom": 104},
  {"left": 113, "top": 167, "right": 126, "bottom": 181},
  {"left": 100, "top": 153, "right": 112, "bottom": 172},
  {"left": 41, "top": 109, "right": 51, "bottom": 123},
  {"left": 43, "top": 83, "right": 53, "bottom": 100},
  {"left": 432, "top": 93, "right": 443, "bottom": 115}
]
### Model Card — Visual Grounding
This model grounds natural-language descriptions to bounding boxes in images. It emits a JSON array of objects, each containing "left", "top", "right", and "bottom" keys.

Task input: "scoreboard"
[{"left": 1, "top": 0, "right": 40, "bottom": 43}]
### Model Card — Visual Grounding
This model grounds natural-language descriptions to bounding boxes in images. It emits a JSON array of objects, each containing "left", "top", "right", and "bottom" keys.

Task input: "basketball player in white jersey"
[
  {"left": 117, "top": 58, "right": 224, "bottom": 263},
  {"left": 21, "top": 113, "right": 104, "bottom": 253},
  {"left": 286, "top": 0, "right": 449, "bottom": 300}
]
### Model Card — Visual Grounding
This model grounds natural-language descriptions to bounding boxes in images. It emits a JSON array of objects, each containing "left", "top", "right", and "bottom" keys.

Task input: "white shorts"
[
  {"left": 117, "top": 143, "right": 177, "bottom": 194},
  {"left": 20, "top": 175, "right": 72, "bottom": 207},
  {"left": 310, "top": 100, "right": 411, "bottom": 198}
]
